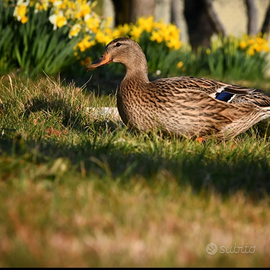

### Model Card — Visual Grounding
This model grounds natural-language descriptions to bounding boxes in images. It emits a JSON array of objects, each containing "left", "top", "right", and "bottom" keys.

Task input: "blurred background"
[
  {"left": 1, "top": 0, "right": 270, "bottom": 89},
  {"left": 100, "top": 0, "right": 270, "bottom": 47}
]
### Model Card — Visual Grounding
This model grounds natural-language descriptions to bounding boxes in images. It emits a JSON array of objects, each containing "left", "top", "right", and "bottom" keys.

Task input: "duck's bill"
[{"left": 87, "top": 52, "right": 111, "bottom": 71}]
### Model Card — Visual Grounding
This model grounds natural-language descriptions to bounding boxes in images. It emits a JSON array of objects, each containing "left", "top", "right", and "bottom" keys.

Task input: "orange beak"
[{"left": 86, "top": 52, "right": 112, "bottom": 71}]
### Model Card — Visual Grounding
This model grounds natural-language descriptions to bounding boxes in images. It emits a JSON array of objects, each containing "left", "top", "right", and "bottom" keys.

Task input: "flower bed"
[{"left": 0, "top": 0, "right": 269, "bottom": 80}]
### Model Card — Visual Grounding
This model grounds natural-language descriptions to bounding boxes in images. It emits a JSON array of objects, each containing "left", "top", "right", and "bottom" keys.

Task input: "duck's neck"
[
  {"left": 122, "top": 50, "right": 149, "bottom": 83},
  {"left": 124, "top": 68, "right": 149, "bottom": 84}
]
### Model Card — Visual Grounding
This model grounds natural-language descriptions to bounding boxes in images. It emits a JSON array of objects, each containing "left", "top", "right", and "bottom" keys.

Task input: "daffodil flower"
[
  {"left": 167, "top": 39, "right": 182, "bottom": 50},
  {"left": 206, "top": 48, "right": 211, "bottom": 55},
  {"left": 49, "top": 11, "right": 67, "bottom": 30},
  {"left": 34, "top": 0, "right": 49, "bottom": 13},
  {"left": 85, "top": 14, "right": 100, "bottom": 33},
  {"left": 150, "top": 31, "right": 163, "bottom": 43},
  {"left": 76, "top": 36, "right": 95, "bottom": 52},
  {"left": 76, "top": 2, "right": 91, "bottom": 19},
  {"left": 95, "top": 30, "right": 112, "bottom": 44},
  {"left": 69, "top": 24, "right": 82, "bottom": 38},
  {"left": 80, "top": 57, "right": 92, "bottom": 67},
  {"left": 13, "top": 0, "right": 29, "bottom": 24},
  {"left": 238, "top": 34, "right": 269, "bottom": 55},
  {"left": 177, "top": 61, "right": 184, "bottom": 69},
  {"left": 117, "top": 24, "right": 130, "bottom": 36},
  {"left": 137, "top": 16, "right": 154, "bottom": 32},
  {"left": 130, "top": 26, "right": 143, "bottom": 41}
]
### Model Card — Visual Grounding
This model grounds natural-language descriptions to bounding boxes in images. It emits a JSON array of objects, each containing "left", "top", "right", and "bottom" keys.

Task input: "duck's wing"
[
  {"left": 148, "top": 76, "right": 270, "bottom": 138},
  {"left": 161, "top": 76, "right": 270, "bottom": 108}
]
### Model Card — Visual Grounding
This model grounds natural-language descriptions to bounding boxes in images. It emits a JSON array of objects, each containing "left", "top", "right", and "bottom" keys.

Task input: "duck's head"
[{"left": 87, "top": 38, "right": 148, "bottom": 77}]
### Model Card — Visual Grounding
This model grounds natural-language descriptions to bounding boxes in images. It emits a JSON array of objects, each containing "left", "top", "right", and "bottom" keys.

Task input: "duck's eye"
[{"left": 115, "top": 42, "right": 122, "bottom": 47}]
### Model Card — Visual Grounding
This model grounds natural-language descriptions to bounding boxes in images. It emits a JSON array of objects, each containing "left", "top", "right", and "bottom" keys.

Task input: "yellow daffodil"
[
  {"left": 34, "top": 1, "right": 49, "bottom": 13},
  {"left": 21, "top": 16, "right": 28, "bottom": 23},
  {"left": 150, "top": 31, "right": 163, "bottom": 43},
  {"left": 104, "top": 17, "right": 113, "bottom": 28},
  {"left": 80, "top": 57, "right": 92, "bottom": 66},
  {"left": 95, "top": 30, "right": 111, "bottom": 45},
  {"left": 51, "top": 0, "right": 62, "bottom": 7},
  {"left": 69, "top": 24, "right": 81, "bottom": 39},
  {"left": 85, "top": 14, "right": 100, "bottom": 33},
  {"left": 167, "top": 39, "right": 182, "bottom": 50},
  {"left": 238, "top": 34, "right": 269, "bottom": 55},
  {"left": 49, "top": 11, "right": 67, "bottom": 30},
  {"left": 13, "top": 0, "right": 29, "bottom": 24},
  {"left": 247, "top": 47, "right": 255, "bottom": 56},
  {"left": 130, "top": 26, "right": 143, "bottom": 41},
  {"left": 177, "top": 61, "right": 184, "bottom": 69},
  {"left": 117, "top": 24, "right": 130, "bottom": 36},
  {"left": 239, "top": 40, "right": 247, "bottom": 50},
  {"left": 105, "top": 28, "right": 112, "bottom": 35},
  {"left": 111, "top": 29, "right": 121, "bottom": 39},
  {"left": 76, "top": 2, "right": 91, "bottom": 19},
  {"left": 248, "top": 38, "right": 255, "bottom": 45},
  {"left": 76, "top": 36, "right": 96, "bottom": 52},
  {"left": 253, "top": 43, "right": 261, "bottom": 53},
  {"left": 262, "top": 44, "right": 270, "bottom": 53},
  {"left": 137, "top": 16, "right": 154, "bottom": 32},
  {"left": 256, "top": 37, "right": 265, "bottom": 45},
  {"left": 154, "top": 20, "right": 167, "bottom": 32},
  {"left": 162, "top": 29, "right": 172, "bottom": 42}
]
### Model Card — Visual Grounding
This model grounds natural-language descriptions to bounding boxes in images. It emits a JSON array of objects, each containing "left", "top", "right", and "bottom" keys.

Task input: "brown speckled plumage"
[{"left": 87, "top": 37, "right": 270, "bottom": 139}]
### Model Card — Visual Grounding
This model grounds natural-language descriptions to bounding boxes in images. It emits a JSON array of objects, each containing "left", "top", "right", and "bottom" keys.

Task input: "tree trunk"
[
  {"left": 130, "top": 0, "right": 155, "bottom": 23},
  {"left": 112, "top": 0, "right": 155, "bottom": 25},
  {"left": 171, "top": 0, "right": 182, "bottom": 28},
  {"left": 261, "top": 3, "right": 270, "bottom": 37},
  {"left": 184, "top": 0, "right": 216, "bottom": 49},
  {"left": 112, "top": 0, "right": 131, "bottom": 25},
  {"left": 245, "top": 0, "right": 258, "bottom": 35},
  {"left": 204, "top": 0, "right": 226, "bottom": 36},
  {"left": 103, "top": 0, "right": 115, "bottom": 27},
  {"left": 155, "top": 0, "right": 171, "bottom": 24}
]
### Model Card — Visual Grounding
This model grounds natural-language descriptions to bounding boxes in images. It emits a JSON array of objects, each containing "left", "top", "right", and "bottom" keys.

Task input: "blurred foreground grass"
[{"left": 0, "top": 75, "right": 270, "bottom": 266}]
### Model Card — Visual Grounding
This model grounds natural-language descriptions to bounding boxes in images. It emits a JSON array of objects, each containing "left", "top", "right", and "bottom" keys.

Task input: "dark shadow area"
[
  {"left": 61, "top": 64, "right": 125, "bottom": 96},
  {"left": 22, "top": 96, "right": 123, "bottom": 134},
  {"left": 23, "top": 96, "right": 88, "bottom": 130},
  {"left": 60, "top": 63, "right": 162, "bottom": 96},
  {"left": 1, "top": 130, "right": 270, "bottom": 201}
]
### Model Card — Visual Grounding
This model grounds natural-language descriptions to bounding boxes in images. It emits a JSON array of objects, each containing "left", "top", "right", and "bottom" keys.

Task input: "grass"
[{"left": 0, "top": 74, "right": 270, "bottom": 267}]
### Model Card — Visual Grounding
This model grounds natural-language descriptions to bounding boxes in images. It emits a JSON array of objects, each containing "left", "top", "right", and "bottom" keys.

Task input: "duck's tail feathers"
[
  {"left": 262, "top": 106, "right": 270, "bottom": 112},
  {"left": 261, "top": 107, "right": 270, "bottom": 120}
]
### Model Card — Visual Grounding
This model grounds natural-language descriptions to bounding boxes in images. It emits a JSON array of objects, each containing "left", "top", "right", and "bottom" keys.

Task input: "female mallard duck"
[{"left": 87, "top": 37, "right": 270, "bottom": 140}]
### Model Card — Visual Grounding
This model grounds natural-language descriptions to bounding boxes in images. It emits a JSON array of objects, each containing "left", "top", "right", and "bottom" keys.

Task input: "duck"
[{"left": 87, "top": 37, "right": 270, "bottom": 140}]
